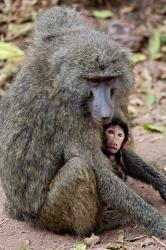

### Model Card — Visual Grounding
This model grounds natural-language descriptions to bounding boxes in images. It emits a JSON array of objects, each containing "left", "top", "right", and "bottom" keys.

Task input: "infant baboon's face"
[{"left": 104, "top": 125, "right": 125, "bottom": 154}]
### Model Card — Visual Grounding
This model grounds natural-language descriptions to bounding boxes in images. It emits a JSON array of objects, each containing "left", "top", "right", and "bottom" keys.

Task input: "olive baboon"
[
  {"left": 103, "top": 116, "right": 129, "bottom": 180},
  {"left": 103, "top": 117, "right": 166, "bottom": 195},
  {"left": 0, "top": 7, "right": 166, "bottom": 238}
]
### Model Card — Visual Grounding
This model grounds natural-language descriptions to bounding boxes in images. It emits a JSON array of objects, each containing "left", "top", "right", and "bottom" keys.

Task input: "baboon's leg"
[
  {"left": 6, "top": 157, "right": 130, "bottom": 235},
  {"left": 38, "top": 157, "right": 101, "bottom": 235}
]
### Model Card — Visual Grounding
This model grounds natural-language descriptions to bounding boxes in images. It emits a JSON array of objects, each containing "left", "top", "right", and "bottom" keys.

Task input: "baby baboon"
[
  {"left": 0, "top": 7, "right": 166, "bottom": 238},
  {"left": 103, "top": 116, "right": 129, "bottom": 180},
  {"left": 103, "top": 117, "right": 166, "bottom": 200}
]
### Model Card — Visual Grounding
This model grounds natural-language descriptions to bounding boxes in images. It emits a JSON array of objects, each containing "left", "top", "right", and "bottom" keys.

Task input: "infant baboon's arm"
[{"left": 121, "top": 148, "right": 166, "bottom": 201}]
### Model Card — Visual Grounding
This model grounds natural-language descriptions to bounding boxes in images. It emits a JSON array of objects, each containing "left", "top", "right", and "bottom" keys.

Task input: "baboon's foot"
[
  {"left": 5, "top": 201, "right": 24, "bottom": 221},
  {"left": 96, "top": 209, "right": 130, "bottom": 233}
]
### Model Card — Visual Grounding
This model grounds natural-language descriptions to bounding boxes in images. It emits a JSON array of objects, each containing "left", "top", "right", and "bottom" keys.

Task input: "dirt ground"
[{"left": 0, "top": 130, "right": 165, "bottom": 250}]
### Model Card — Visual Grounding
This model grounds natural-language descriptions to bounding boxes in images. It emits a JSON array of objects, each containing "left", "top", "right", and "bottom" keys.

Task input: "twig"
[
  {"left": 4, "top": 0, "right": 12, "bottom": 12},
  {"left": 152, "top": 236, "right": 166, "bottom": 249},
  {"left": 127, "top": 234, "right": 146, "bottom": 242},
  {"left": 0, "top": 218, "right": 9, "bottom": 226}
]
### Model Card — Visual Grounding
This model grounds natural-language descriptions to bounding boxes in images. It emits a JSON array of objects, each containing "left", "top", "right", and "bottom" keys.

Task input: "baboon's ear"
[{"left": 120, "top": 48, "right": 132, "bottom": 59}]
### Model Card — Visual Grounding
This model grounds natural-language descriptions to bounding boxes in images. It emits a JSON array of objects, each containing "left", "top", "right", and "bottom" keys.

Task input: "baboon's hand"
[
  {"left": 158, "top": 187, "right": 166, "bottom": 202},
  {"left": 152, "top": 176, "right": 166, "bottom": 202},
  {"left": 157, "top": 179, "right": 166, "bottom": 202},
  {"left": 147, "top": 218, "right": 166, "bottom": 239}
]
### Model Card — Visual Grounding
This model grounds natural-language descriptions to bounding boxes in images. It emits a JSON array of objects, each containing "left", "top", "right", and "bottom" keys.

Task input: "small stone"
[
  {"left": 83, "top": 233, "right": 100, "bottom": 247},
  {"left": 140, "top": 242, "right": 146, "bottom": 247},
  {"left": 144, "top": 238, "right": 155, "bottom": 246},
  {"left": 25, "top": 239, "right": 30, "bottom": 246}
]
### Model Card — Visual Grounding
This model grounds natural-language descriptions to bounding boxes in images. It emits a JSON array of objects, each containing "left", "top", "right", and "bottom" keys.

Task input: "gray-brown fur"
[{"left": 0, "top": 7, "right": 165, "bottom": 238}]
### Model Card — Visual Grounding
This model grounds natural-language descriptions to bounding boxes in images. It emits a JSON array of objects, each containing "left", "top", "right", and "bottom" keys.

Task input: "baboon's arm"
[
  {"left": 121, "top": 148, "right": 166, "bottom": 201},
  {"left": 95, "top": 156, "right": 166, "bottom": 238}
]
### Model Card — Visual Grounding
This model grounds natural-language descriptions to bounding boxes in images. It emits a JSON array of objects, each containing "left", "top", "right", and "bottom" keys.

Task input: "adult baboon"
[{"left": 0, "top": 7, "right": 165, "bottom": 238}]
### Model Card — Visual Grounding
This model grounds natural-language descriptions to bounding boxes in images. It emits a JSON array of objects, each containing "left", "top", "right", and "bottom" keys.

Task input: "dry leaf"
[
  {"left": 148, "top": 29, "right": 161, "bottom": 56},
  {"left": 7, "top": 22, "right": 33, "bottom": 39},
  {"left": 143, "top": 124, "right": 166, "bottom": 133},
  {"left": 92, "top": 10, "right": 113, "bottom": 19},
  {"left": 144, "top": 94, "right": 156, "bottom": 107},
  {"left": 0, "top": 64, "right": 19, "bottom": 87},
  {"left": 120, "top": 5, "right": 137, "bottom": 14},
  {"left": 130, "top": 53, "right": 146, "bottom": 64},
  {"left": 106, "top": 243, "right": 124, "bottom": 249},
  {"left": 20, "top": 245, "right": 30, "bottom": 250},
  {"left": 71, "top": 243, "right": 87, "bottom": 250},
  {"left": 0, "top": 41, "right": 25, "bottom": 63},
  {"left": 117, "top": 234, "right": 125, "bottom": 244},
  {"left": 128, "top": 105, "right": 138, "bottom": 118},
  {"left": 130, "top": 97, "right": 144, "bottom": 106}
]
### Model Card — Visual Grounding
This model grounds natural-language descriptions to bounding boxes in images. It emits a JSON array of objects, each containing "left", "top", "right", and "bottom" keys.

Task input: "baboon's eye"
[
  {"left": 107, "top": 129, "right": 114, "bottom": 134},
  {"left": 86, "top": 76, "right": 114, "bottom": 83},
  {"left": 118, "top": 133, "right": 123, "bottom": 137},
  {"left": 90, "top": 81, "right": 99, "bottom": 88}
]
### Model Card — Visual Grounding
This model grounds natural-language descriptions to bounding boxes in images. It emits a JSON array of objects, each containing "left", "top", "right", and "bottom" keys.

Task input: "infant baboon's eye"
[{"left": 108, "top": 130, "right": 113, "bottom": 134}]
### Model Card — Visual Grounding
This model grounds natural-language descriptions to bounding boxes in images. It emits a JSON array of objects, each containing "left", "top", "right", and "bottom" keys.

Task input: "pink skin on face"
[{"left": 105, "top": 125, "right": 125, "bottom": 154}]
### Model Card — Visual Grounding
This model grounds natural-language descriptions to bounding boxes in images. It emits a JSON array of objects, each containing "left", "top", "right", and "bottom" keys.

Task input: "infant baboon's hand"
[
  {"left": 159, "top": 187, "right": 166, "bottom": 202},
  {"left": 157, "top": 178, "right": 166, "bottom": 202}
]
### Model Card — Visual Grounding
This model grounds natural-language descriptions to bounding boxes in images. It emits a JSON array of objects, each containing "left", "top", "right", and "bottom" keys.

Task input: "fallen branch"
[
  {"left": 0, "top": 218, "right": 9, "bottom": 226},
  {"left": 152, "top": 236, "right": 166, "bottom": 248},
  {"left": 127, "top": 235, "right": 146, "bottom": 242}
]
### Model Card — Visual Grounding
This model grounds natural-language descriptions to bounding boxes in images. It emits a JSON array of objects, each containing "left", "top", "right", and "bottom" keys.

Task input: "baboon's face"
[
  {"left": 53, "top": 35, "right": 132, "bottom": 125},
  {"left": 104, "top": 125, "right": 125, "bottom": 154},
  {"left": 78, "top": 43, "right": 129, "bottom": 125},
  {"left": 86, "top": 77, "right": 116, "bottom": 125}
]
